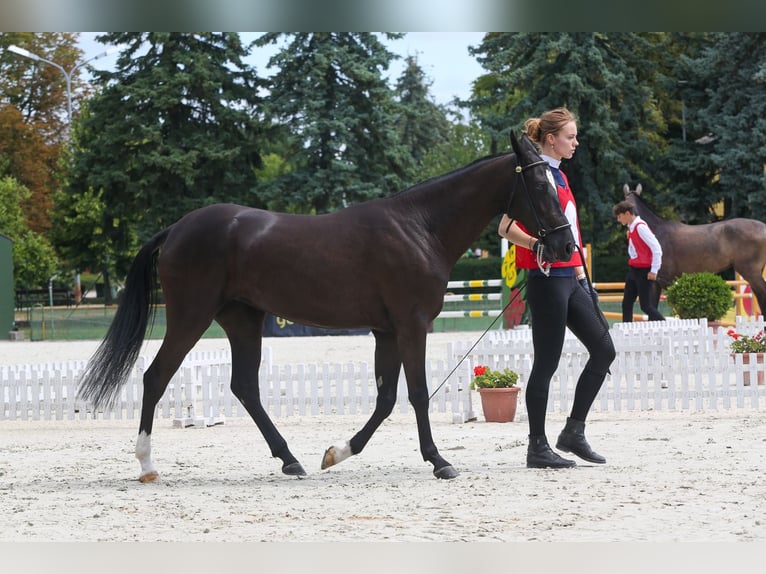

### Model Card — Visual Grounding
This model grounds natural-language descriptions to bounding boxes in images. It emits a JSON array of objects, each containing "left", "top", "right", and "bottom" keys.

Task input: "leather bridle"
[{"left": 504, "top": 157, "right": 572, "bottom": 276}]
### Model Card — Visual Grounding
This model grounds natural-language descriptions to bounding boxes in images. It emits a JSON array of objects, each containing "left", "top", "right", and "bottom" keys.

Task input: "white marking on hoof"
[
  {"left": 135, "top": 431, "right": 158, "bottom": 481},
  {"left": 321, "top": 441, "right": 352, "bottom": 469}
]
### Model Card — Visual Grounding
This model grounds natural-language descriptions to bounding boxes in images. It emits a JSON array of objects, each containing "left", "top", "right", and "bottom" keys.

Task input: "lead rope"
[
  {"left": 427, "top": 245, "right": 606, "bottom": 400},
  {"left": 573, "top": 243, "right": 609, "bottom": 331},
  {"left": 428, "top": 278, "right": 527, "bottom": 400}
]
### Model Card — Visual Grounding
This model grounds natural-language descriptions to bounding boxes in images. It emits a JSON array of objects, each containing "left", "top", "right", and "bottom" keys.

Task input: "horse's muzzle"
[{"left": 546, "top": 240, "right": 574, "bottom": 263}]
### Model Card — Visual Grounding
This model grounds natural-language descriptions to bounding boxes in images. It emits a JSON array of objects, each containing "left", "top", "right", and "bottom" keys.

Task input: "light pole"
[
  {"left": 7, "top": 43, "right": 123, "bottom": 136},
  {"left": 7, "top": 42, "right": 123, "bottom": 304}
]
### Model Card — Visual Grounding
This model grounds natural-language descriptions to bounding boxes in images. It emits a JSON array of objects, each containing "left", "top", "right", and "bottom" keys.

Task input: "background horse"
[
  {"left": 77, "top": 133, "right": 574, "bottom": 482},
  {"left": 624, "top": 183, "right": 766, "bottom": 315}
]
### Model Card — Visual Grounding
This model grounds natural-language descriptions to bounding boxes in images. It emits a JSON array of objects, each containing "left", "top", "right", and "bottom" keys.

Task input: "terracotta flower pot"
[
  {"left": 739, "top": 352, "right": 765, "bottom": 386},
  {"left": 478, "top": 387, "right": 521, "bottom": 422}
]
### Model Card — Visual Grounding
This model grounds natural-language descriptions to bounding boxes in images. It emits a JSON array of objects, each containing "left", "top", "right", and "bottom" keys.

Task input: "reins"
[
  {"left": 427, "top": 244, "right": 606, "bottom": 401},
  {"left": 428, "top": 279, "right": 527, "bottom": 401},
  {"left": 427, "top": 152, "right": 595, "bottom": 400}
]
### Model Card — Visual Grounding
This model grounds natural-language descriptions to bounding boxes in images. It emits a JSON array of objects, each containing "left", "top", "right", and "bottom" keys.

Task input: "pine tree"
[
  {"left": 255, "top": 32, "right": 410, "bottom": 213},
  {"left": 394, "top": 55, "right": 451, "bottom": 173},
  {"left": 467, "top": 33, "right": 668, "bottom": 248},
  {"left": 694, "top": 33, "right": 766, "bottom": 220},
  {"left": 57, "top": 33, "right": 265, "bottom": 294}
]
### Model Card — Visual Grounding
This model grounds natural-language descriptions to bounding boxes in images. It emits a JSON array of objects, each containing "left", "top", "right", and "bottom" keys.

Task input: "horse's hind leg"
[
  {"left": 321, "top": 330, "right": 401, "bottom": 471},
  {"left": 737, "top": 264, "right": 766, "bottom": 317},
  {"left": 216, "top": 303, "right": 306, "bottom": 477},
  {"left": 137, "top": 324, "right": 210, "bottom": 482}
]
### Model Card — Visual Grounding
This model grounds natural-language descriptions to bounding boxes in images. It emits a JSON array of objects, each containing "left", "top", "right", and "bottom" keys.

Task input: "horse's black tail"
[{"left": 77, "top": 227, "right": 172, "bottom": 410}]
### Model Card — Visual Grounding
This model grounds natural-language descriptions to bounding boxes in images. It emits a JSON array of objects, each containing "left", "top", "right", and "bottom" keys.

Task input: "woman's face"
[{"left": 547, "top": 120, "right": 579, "bottom": 160}]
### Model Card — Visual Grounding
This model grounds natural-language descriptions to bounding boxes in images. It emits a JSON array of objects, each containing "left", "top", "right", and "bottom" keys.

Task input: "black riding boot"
[
  {"left": 556, "top": 417, "right": 606, "bottom": 464},
  {"left": 526, "top": 435, "right": 576, "bottom": 469}
]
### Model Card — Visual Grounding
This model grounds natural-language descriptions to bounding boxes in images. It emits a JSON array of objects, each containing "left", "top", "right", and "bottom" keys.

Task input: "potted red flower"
[
  {"left": 727, "top": 328, "right": 766, "bottom": 385},
  {"left": 471, "top": 365, "right": 521, "bottom": 422}
]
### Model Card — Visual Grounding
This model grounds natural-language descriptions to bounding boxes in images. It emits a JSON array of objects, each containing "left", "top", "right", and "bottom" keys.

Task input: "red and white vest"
[
  {"left": 515, "top": 168, "right": 583, "bottom": 270},
  {"left": 628, "top": 220, "right": 654, "bottom": 268}
]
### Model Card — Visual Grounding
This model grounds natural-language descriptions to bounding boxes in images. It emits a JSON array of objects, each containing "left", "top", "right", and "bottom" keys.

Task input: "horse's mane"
[
  {"left": 393, "top": 152, "right": 510, "bottom": 199},
  {"left": 627, "top": 188, "right": 667, "bottom": 228}
]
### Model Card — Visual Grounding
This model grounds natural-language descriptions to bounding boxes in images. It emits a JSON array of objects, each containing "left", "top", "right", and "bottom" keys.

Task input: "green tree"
[
  {"left": 394, "top": 54, "right": 451, "bottom": 175},
  {"left": 467, "top": 33, "right": 669, "bottom": 251},
  {"left": 0, "top": 176, "right": 59, "bottom": 289},
  {"left": 58, "top": 33, "right": 266, "bottom": 298},
  {"left": 419, "top": 116, "right": 492, "bottom": 181},
  {"left": 693, "top": 33, "right": 766, "bottom": 221},
  {"left": 0, "top": 32, "right": 84, "bottom": 233},
  {"left": 255, "top": 32, "right": 410, "bottom": 213}
]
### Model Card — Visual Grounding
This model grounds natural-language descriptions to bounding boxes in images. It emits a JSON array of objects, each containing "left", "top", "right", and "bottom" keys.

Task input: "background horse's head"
[
  {"left": 623, "top": 182, "right": 642, "bottom": 201},
  {"left": 509, "top": 132, "right": 574, "bottom": 263}
]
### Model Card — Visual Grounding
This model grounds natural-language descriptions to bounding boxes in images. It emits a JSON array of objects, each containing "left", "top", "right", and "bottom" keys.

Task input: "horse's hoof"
[
  {"left": 321, "top": 446, "right": 336, "bottom": 470},
  {"left": 433, "top": 465, "right": 459, "bottom": 480},
  {"left": 138, "top": 471, "right": 160, "bottom": 483},
  {"left": 283, "top": 462, "right": 307, "bottom": 477},
  {"left": 321, "top": 442, "right": 352, "bottom": 470}
]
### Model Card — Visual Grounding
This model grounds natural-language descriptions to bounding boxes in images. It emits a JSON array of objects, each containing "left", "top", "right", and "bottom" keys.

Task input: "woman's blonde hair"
[{"left": 523, "top": 107, "right": 576, "bottom": 149}]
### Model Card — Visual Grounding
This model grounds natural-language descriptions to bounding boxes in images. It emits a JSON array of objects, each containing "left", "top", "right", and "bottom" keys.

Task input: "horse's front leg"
[
  {"left": 321, "top": 330, "right": 401, "bottom": 471},
  {"left": 402, "top": 350, "right": 459, "bottom": 479},
  {"left": 398, "top": 326, "right": 458, "bottom": 478}
]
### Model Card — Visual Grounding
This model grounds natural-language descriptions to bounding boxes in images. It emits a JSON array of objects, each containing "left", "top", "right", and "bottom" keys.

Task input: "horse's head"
[
  {"left": 622, "top": 183, "right": 644, "bottom": 214},
  {"left": 623, "top": 182, "right": 642, "bottom": 199},
  {"left": 508, "top": 132, "right": 574, "bottom": 265}
]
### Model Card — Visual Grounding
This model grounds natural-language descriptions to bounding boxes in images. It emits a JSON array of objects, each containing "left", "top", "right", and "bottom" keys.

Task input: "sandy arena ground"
[{"left": 2, "top": 333, "right": 766, "bottom": 543}]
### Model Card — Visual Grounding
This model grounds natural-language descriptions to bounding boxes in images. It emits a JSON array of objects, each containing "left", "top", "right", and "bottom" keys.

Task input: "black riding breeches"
[{"left": 524, "top": 274, "right": 616, "bottom": 437}]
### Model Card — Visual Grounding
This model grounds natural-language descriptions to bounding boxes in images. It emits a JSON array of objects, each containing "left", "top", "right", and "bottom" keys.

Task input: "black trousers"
[
  {"left": 622, "top": 266, "right": 665, "bottom": 322},
  {"left": 525, "top": 274, "right": 616, "bottom": 437}
]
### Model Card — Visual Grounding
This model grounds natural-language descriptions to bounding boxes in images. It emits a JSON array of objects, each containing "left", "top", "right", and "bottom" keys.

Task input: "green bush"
[
  {"left": 450, "top": 256, "right": 501, "bottom": 281},
  {"left": 665, "top": 272, "right": 732, "bottom": 321}
]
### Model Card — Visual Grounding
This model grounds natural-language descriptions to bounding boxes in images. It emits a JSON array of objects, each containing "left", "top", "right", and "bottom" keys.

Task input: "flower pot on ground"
[
  {"left": 471, "top": 365, "right": 520, "bottom": 423},
  {"left": 741, "top": 353, "right": 765, "bottom": 386},
  {"left": 727, "top": 328, "right": 766, "bottom": 386}
]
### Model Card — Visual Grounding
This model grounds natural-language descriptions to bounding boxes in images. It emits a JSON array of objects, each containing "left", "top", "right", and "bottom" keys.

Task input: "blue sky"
[{"left": 77, "top": 32, "right": 486, "bottom": 107}]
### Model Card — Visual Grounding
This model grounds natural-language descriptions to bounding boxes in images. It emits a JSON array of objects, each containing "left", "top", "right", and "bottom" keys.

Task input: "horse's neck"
[
  {"left": 634, "top": 196, "right": 669, "bottom": 231},
  {"left": 408, "top": 157, "right": 508, "bottom": 261}
]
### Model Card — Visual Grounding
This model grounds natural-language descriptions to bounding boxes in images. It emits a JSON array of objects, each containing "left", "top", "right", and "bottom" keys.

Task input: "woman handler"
[{"left": 498, "top": 107, "right": 615, "bottom": 468}]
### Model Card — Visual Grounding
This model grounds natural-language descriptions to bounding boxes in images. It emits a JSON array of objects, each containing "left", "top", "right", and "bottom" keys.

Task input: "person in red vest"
[
  {"left": 498, "top": 107, "right": 615, "bottom": 469},
  {"left": 613, "top": 201, "right": 666, "bottom": 322}
]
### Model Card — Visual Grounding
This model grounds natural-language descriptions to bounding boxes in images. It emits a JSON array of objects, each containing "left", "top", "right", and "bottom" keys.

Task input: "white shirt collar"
[
  {"left": 628, "top": 215, "right": 644, "bottom": 231},
  {"left": 540, "top": 154, "right": 561, "bottom": 169}
]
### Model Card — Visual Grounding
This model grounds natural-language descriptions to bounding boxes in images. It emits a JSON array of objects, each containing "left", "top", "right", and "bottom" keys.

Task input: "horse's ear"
[
  {"left": 509, "top": 131, "right": 521, "bottom": 155},
  {"left": 635, "top": 183, "right": 643, "bottom": 196},
  {"left": 623, "top": 184, "right": 630, "bottom": 197}
]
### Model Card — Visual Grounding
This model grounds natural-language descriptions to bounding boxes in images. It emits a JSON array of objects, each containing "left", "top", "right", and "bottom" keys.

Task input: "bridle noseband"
[{"left": 505, "top": 157, "right": 572, "bottom": 276}]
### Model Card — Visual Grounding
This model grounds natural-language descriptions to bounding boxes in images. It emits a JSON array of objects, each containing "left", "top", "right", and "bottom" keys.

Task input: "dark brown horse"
[
  {"left": 77, "top": 133, "right": 574, "bottom": 482},
  {"left": 624, "top": 183, "right": 766, "bottom": 314}
]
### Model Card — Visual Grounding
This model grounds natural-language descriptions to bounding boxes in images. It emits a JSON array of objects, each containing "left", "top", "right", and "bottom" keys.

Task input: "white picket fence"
[
  {"left": 1, "top": 346, "right": 476, "bottom": 423},
  {"left": 448, "top": 316, "right": 766, "bottom": 418},
  {"left": 3, "top": 316, "right": 765, "bottom": 423}
]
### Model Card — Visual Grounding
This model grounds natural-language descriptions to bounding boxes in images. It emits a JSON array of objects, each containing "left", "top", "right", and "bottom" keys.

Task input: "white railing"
[
  {"left": 1, "top": 348, "right": 476, "bottom": 424},
  {"left": 448, "top": 317, "right": 766, "bottom": 417},
  {"left": 4, "top": 317, "right": 765, "bottom": 423}
]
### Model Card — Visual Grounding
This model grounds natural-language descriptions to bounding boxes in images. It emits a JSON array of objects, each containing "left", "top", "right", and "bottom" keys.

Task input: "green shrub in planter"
[{"left": 665, "top": 272, "right": 732, "bottom": 321}]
